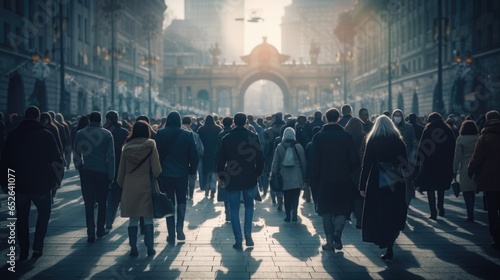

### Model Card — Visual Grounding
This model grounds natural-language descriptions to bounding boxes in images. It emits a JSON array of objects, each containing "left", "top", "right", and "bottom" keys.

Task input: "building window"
[{"left": 78, "top": 15, "right": 82, "bottom": 41}]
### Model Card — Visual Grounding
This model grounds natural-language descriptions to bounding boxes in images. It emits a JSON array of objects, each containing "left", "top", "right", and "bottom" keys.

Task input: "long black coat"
[
  {"left": 198, "top": 123, "right": 222, "bottom": 174},
  {"left": 217, "top": 126, "right": 264, "bottom": 191},
  {"left": 312, "top": 124, "right": 355, "bottom": 216},
  {"left": 359, "top": 136, "right": 408, "bottom": 248},
  {"left": 416, "top": 121, "right": 456, "bottom": 191},
  {"left": 0, "top": 120, "right": 63, "bottom": 195}
]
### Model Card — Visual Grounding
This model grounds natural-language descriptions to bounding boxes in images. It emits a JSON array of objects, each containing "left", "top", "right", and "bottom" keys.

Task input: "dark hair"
[
  {"left": 325, "top": 108, "right": 340, "bottom": 123},
  {"left": 40, "top": 112, "right": 53, "bottom": 125},
  {"left": 247, "top": 115, "right": 254, "bottom": 122},
  {"left": 341, "top": 104, "right": 352, "bottom": 115},
  {"left": 358, "top": 108, "right": 368, "bottom": 116},
  {"left": 459, "top": 120, "right": 478, "bottom": 136},
  {"left": 89, "top": 111, "right": 101, "bottom": 123},
  {"left": 127, "top": 121, "right": 151, "bottom": 142},
  {"left": 408, "top": 113, "right": 418, "bottom": 123},
  {"left": 136, "top": 115, "right": 150, "bottom": 124},
  {"left": 25, "top": 106, "right": 40, "bottom": 120},
  {"left": 76, "top": 115, "right": 90, "bottom": 131},
  {"left": 486, "top": 110, "right": 500, "bottom": 121},
  {"left": 314, "top": 111, "right": 322, "bottom": 119},
  {"left": 205, "top": 115, "right": 215, "bottom": 125},
  {"left": 234, "top": 113, "right": 246, "bottom": 127},
  {"left": 222, "top": 116, "right": 233, "bottom": 128},
  {"left": 182, "top": 116, "right": 192, "bottom": 125}
]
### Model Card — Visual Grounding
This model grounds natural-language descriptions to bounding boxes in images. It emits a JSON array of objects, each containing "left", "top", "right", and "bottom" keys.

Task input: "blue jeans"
[{"left": 227, "top": 186, "right": 257, "bottom": 242}]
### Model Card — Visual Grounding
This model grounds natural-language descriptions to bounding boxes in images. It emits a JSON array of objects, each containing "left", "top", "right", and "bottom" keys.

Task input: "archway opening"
[{"left": 244, "top": 79, "right": 284, "bottom": 116}]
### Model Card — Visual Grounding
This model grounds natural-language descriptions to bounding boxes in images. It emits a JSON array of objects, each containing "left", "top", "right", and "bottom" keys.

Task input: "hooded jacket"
[
  {"left": 391, "top": 109, "right": 417, "bottom": 161},
  {"left": 198, "top": 115, "right": 222, "bottom": 173},
  {"left": 0, "top": 120, "right": 63, "bottom": 195},
  {"left": 154, "top": 111, "right": 199, "bottom": 178},
  {"left": 468, "top": 120, "right": 500, "bottom": 192},
  {"left": 117, "top": 138, "right": 161, "bottom": 217}
]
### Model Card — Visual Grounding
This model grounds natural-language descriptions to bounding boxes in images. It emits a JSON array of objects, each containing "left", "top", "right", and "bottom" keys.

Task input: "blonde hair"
[{"left": 366, "top": 115, "right": 402, "bottom": 143}]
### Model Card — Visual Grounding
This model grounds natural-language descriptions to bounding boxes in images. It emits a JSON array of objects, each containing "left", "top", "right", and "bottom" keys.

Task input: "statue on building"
[
  {"left": 209, "top": 43, "right": 221, "bottom": 66},
  {"left": 309, "top": 40, "right": 320, "bottom": 65}
]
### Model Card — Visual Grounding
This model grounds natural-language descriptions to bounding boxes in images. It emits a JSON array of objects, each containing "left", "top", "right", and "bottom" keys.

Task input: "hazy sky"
[{"left": 165, "top": 0, "right": 292, "bottom": 53}]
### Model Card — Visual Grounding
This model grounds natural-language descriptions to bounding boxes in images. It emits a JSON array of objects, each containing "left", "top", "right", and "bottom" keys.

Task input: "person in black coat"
[
  {"left": 408, "top": 113, "right": 424, "bottom": 143},
  {"left": 217, "top": 113, "right": 264, "bottom": 249},
  {"left": 312, "top": 108, "right": 356, "bottom": 252},
  {"left": 198, "top": 115, "right": 222, "bottom": 198},
  {"left": 155, "top": 111, "right": 199, "bottom": 244},
  {"left": 415, "top": 112, "right": 456, "bottom": 220},
  {"left": 359, "top": 115, "right": 408, "bottom": 260},
  {"left": 216, "top": 116, "right": 233, "bottom": 221},
  {"left": 0, "top": 106, "right": 63, "bottom": 261}
]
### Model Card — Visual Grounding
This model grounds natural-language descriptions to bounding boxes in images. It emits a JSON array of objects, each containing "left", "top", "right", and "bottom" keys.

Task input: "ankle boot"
[
  {"left": 381, "top": 246, "right": 393, "bottom": 260},
  {"left": 127, "top": 226, "right": 139, "bottom": 257},
  {"left": 143, "top": 224, "right": 156, "bottom": 256},
  {"left": 277, "top": 197, "right": 283, "bottom": 211}
]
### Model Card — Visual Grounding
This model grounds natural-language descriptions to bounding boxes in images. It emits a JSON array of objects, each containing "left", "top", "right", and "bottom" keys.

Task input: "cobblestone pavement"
[{"left": 1, "top": 168, "right": 499, "bottom": 279}]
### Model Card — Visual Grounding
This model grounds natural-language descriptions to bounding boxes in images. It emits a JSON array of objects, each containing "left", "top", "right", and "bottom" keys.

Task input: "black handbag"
[
  {"left": 270, "top": 173, "right": 283, "bottom": 192},
  {"left": 151, "top": 174, "right": 174, "bottom": 218},
  {"left": 451, "top": 181, "right": 460, "bottom": 198}
]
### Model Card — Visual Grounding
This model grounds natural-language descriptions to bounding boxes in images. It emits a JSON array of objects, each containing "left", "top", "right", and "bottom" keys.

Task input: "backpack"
[{"left": 282, "top": 146, "right": 296, "bottom": 167}]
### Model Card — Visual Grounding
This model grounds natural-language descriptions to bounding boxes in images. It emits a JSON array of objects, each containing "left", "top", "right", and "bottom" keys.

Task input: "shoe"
[
  {"left": 245, "top": 234, "right": 254, "bottom": 246},
  {"left": 292, "top": 217, "right": 298, "bottom": 222},
  {"left": 96, "top": 230, "right": 108, "bottom": 238},
  {"left": 210, "top": 189, "right": 215, "bottom": 199},
  {"left": 128, "top": 226, "right": 139, "bottom": 257},
  {"left": 233, "top": 241, "right": 243, "bottom": 250},
  {"left": 31, "top": 251, "right": 43, "bottom": 259},
  {"left": 381, "top": 247, "right": 393, "bottom": 260},
  {"left": 333, "top": 235, "right": 343, "bottom": 250},
  {"left": 87, "top": 236, "right": 95, "bottom": 243},
  {"left": 429, "top": 215, "right": 437, "bottom": 221},
  {"left": 322, "top": 243, "right": 334, "bottom": 251},
  {"left": 284, "top": 217, "right": 291, "bottom": 222},
  {"left": 166, "top": 236, "right": 175, "bottom": 244},
  {"left": 438, "top": 208, "right": 445, "bottom": 217},
  {"left": 225, "top": 215, "right": 231, "bottom": 222},
  {"left": 177, "top": 231, "right": 186, "bottom": 241}
]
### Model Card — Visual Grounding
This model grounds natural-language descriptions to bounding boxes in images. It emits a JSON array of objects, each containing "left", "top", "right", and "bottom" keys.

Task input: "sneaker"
[
  {"left": 177, "top": 231, "right": 186, "bottom": 241},
  {"left": 96, "top": 230, "right": 108, "bottom": 238},
  {"left": 333, "top": 235, "right": 343, "bottom": 250},
  {"left": 322, "top": 243, "right": 334, "bottom": 251},
  {"left": 166, "top": 236, "right": 175, "bottom": 244},
  {"left": 245, "top": 234, "right": 254, "bottom": 247},
  {"left": 233, "top": 242, "right": 243, "bottom": 250}
]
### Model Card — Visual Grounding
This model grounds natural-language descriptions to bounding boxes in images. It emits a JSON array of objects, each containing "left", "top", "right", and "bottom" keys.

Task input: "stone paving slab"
[{"left": 1, "top": 168, "right": 500, "bottom": 279}]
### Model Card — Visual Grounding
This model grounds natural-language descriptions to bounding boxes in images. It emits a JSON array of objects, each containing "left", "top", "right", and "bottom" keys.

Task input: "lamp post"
[
  {"left": 142, "top": 16, "right": 159, "bottom": 116},
  {"left": 336, "top": 50, "right": 353, "bottom": 105}
]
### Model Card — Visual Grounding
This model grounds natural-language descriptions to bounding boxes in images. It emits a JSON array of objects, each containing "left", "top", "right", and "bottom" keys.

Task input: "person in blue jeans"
[{"left": 217, "top": 113, "right": 264, "bottom": 249}]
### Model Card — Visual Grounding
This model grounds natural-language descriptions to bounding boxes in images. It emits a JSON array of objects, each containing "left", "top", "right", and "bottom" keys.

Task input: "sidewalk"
[{"left": 1, "top": 168, "right": 499, "bottom": 279}]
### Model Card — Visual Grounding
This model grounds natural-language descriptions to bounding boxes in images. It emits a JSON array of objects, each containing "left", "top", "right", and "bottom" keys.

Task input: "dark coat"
[
  {"left": 312, "top": 124, "right": 356, "bottom": 216},
  {"left": 338, "top": 115, "right": 353, "bottom": 127},
  {"left": 216, "top": 126, "right": 264, "bottom": 191},
  {"left": 155, "top": 112, "right": 199, "bottom": 178},
  {"left": 198, "top": 123, "right": 222, "bottom": 174},
  {"left": 0, "top": 120, "right": 63, "bottom": 195},
  {"left": 106, "top": 123, "right": 129, "bottom": 180},
  {"left": 416, "top": 121, "right": 456, "bottom": 191},
  {"left": 468, "top": 120, "right": 500, "bottom": 192},
  {"left": 359, "top": 136, "right": 408, "bottom": 248}
]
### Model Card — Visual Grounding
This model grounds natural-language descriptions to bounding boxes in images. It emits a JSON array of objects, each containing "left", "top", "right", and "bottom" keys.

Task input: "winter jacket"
[
  {"left": 453, "top": 135, "right": 479, "bottom": 192},
  {"left": 271, "top": 140, "right": 307, "bottom": 191},
  {"left": 198, "top": 122, "right": 222, "bottom": 173},
  {"left": 117, "top": 138, "right": 161, "bottom": 217},
  {"left": 468, "top": 120, "right": 500, "bottom": 192}
]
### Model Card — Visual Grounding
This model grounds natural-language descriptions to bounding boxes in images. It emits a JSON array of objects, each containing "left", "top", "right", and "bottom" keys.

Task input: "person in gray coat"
[
  {"left": 391, "top": 109, "right": 417, "bottom": 207},
  {"left": 453, "top": 120, "right": 479, "bottom": 222},
  {"left": 271, "top": 127, "right": 307, "bottom": 222}
]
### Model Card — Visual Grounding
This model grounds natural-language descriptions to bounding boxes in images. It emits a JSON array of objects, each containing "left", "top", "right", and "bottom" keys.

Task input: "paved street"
[{"left": 1, "top": 167, "right": 500, "bottom": 280}]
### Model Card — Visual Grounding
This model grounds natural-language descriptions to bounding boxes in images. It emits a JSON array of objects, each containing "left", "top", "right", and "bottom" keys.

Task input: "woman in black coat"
[
  {"left": 198, "top": 115, "right": 222, "bottom": 198},
  {"left": 415, "top": 112, "right": 456, "bottom": 220},
  {"left": 359, "top": 115, "right": 408, "bottom": 260}
]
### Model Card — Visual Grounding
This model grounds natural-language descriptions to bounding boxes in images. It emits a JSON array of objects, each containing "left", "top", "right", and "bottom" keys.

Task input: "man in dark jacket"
[
  {"left": 312, "top": 108, "right": 356, "bottom": 251},
  {"left": 155, "top": 111, "right": 199, "bottom": 244},
  {"left": 358, "top": 108, "right": 373, "bottom": 132},
  {"left": 104, "top": 110, "right": 129, "bottom": 230},
  {"left": 216, "top": 116, "right": 233, "bottom": 221},
  {"left": 261, "top": 113, "right": 285, "bottom": 200},
  {"left": 0, "top": 106, "right": 63, "bottom": 260},
  {"left": 308, "top": 111, "right": 325, "bottom": 135},
  {"left": 198, "top": 115, "right": 222, "bottom": 198},
  {"left": 217, "top": 113, "right": 264, "bottom": 249},
  {"left": 468, "top": 110, "right": 500, "bottom": 250},
  {"left": 339, "top": 105, "right": 353, "bottom": 127},
  {"left": 74, "top": 112, "right": 115, "bottom": 243},
  {"left": 408, "top": 113, "right": 424, "bottom": 143}
]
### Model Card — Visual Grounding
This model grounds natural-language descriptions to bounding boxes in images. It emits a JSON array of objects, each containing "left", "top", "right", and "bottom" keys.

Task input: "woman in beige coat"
[
  {"left": 271, "top": 127, "right": 307, "bottom": 222},
  {"left": 117, "top": 121, "right": 162, "bottom": 256},
  {"left": 452, "top": 120, "right": 479, "bottom": 222}
]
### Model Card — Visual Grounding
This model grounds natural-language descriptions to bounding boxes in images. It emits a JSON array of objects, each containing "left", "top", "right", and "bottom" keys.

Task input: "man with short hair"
[
  {"left": 468, "top": 110, "right": 500, "bottom": 250},
  {"left": 217, "top": 113, "right": 264, "bottom": 249},
  {"left": 74, "top": 112, "right": 115, "bottom": 243},
  {"left": 358, "top": 108, "right": 373, "bottom": 132},
  {"left": 312, "top": 108, "right": 356, "bottom": 251},
  {"left": 182, "top": 116, "right": 204, "bottom": 200},
  {"left": 1, "top": 106, "right": 64, "bottom": 260}
]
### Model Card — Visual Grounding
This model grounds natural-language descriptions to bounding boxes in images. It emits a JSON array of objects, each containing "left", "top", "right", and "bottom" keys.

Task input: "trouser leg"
[
  {"left": 32, "top": 192, "right": 52, "bottom": 252},
  {"left": 16, "top": 193, "right": 32, "bottom": 257},
  {"left": 427, "top": 191, "right": 437, "bottom": 217}
]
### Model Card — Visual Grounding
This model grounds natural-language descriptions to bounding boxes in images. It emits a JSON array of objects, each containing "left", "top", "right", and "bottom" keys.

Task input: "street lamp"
[{"left": 336, "top": 51, "right": 353, "bottom": 105}]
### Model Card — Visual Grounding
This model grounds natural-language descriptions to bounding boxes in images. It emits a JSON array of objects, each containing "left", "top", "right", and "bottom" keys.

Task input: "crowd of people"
[{"left": 1, "top": 105, "right": 499, "bottom": 261}]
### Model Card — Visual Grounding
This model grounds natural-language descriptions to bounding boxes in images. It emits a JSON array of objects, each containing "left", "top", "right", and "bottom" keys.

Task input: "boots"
[
  {"left": 166, "top": 216, "right": 175, "bottom": 244},
  {"left": 143, "top": 224, "right": 156, "bottom": 256},
  {"left": 322, "top": 235, "right": 334, "bottom": 251},
  {"left": 381, "top": 246, "right": 393, "bottom": 260},
  {"left": 128, "top": 226, "right": 139, "bottom": 257},
  {"left": 277, "top": 197, "right": 283, "bottom": 211}
]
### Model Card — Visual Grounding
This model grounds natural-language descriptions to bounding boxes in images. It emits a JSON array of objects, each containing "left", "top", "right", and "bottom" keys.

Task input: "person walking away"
[
  {"left": 217, "top": 113, "right": 264, "bottom": 249},
  {"left": 104, "top": 110, "right": 129, "bottom": 230},
  {"left": 415, "top": 112, "right": 455, "bottom": 220},
  {"left": 262, "top": 113, "right": 286, "bottom": 202},
  {"left": 468, "top": 110, "right": 500, "bottom": 250},
  {"left": 155, "top": 111, "right": 199, "bottom": 244},
  {"left": 198, "top": 115, "right": 222, "bottom": 198},
  {"left": 358, "top": 108, "right": 374, "bottom": 132},
  {"left": 344, "top": 118, "right": 367, "bottom": 229},
  {"left": 117, "top": 121, "right": 161, "bottom": 256},
  {"left": 74, "top": 112, "right": 115, "bottom": 243},
  {"left": 306, "top": 126, "right": 322, "bottom": 208},
  {"left": 182, "top": 116, "right": 204, "bottom": 200},
  {"left": 0, "top": 106, "right": 64, "bottom": 260},
  {"left": 339, "top": 105, "right": 353, "bottom": 127},
  {"left": 295, "top": 115, "right": 312, "bottom": 202},
  {"left": 408, "top": 113, "right": 424, "bottom": 142},
  {"left": 216, "top": 117, "right": 233, "bottom": 221},
  {"left": 359, "top": 115, "right": 408, "bottom": 260},
  {"left": 312, "top": 108, "right": 356, "bottom": 251},
  {"left": 271, "top": 127, "right": 307, "bottom": 222},
  {"left": 391, "top": 109, "right": 417, "bottom": 207},
  {"left": 40, "top": 113, "right": 64, "bottom": 203},
  {"left": 55, "top": 113, "right": 72, "bottom": 169},
  {"left": 453, "top": 120, "right": 479, "bottom": 222}
]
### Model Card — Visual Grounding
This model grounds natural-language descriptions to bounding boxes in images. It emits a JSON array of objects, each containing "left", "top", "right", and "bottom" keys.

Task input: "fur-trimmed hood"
[{"left": 122, "top": 138, "right": 156, "bottom": 165}]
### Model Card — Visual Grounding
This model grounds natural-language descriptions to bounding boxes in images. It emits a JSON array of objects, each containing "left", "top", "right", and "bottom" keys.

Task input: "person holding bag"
[
  {"left": 271, "top": 127, "right": 307, "bottom": 222},
  {"left": 117, "top": 121, "right": 162, "bottom": 257}
]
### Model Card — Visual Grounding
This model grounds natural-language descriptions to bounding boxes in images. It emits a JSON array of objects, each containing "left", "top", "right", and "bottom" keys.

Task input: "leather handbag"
[
  {"left": 451, "top": 181, "right": 460, "bottom": 198},
  {"left": 151, "top": 174, "right": 174, "bottom": 218}
]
